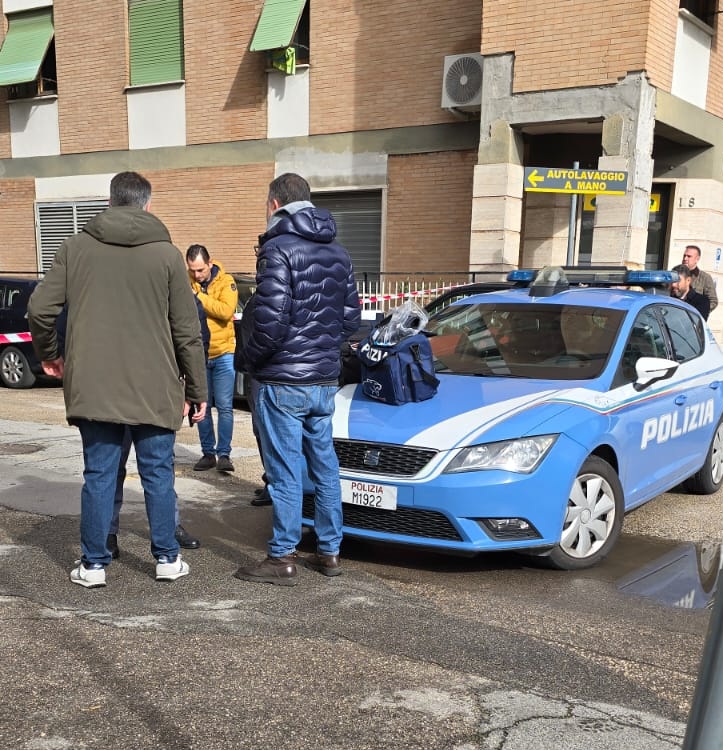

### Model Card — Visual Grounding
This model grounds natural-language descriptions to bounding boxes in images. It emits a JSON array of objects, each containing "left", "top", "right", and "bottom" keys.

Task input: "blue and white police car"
[{"left": 304, "top": 266, "right": 723, "bottom": 570}]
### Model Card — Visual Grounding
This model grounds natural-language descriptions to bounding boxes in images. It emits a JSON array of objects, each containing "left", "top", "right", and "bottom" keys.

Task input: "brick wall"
[
  {"left": 183, "top": 0, "right": 267, "bottom": 144},
  {"left": 0, "top": 179, "right": 39, "bottom": 272},
  {"left": 144, "top": 163, "right": 274, "bottom": 273},
  {"left": 482, "top": 0, "right": 664, "bottom": 93},
  {"left": 706, "top": 16, "right": 723, "bottom": 116},
  {"left": 0, "top": 13, "right": 8, "bottom": 159},
  {"left": 644, "top": 0, "right": 677, "bottom": 91},
  {"left": 385, "top": 151, "right": 475, "bottom": 274},
  {"left": 310, "top": 0, "right": 482, "bottom": 134},
  {"left": 54, "top": 0, "right": 129, "bottom": 153}
]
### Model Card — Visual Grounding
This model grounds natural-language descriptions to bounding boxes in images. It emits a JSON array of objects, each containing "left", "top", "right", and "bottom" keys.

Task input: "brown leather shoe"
[
  {"left": 233, "top": 555, "right": 298, "bottom": 586},
  {"left": 302, "top": 552, "right": 342, "bottom": 577}
]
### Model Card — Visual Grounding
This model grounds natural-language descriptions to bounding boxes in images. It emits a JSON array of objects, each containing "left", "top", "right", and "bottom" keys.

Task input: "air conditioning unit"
[{"left": 441, "top": 53, "right": 483, "bottom": 111}]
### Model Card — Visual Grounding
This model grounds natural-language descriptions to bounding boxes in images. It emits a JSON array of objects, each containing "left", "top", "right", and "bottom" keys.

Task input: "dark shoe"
[
  {"left": 107, "top": 533, "right": 119, "bottom": 560},
  {"left": 302, "top": 552, "right": 342, "bottom": 577},
  {"left": 250, "top": 486, "right": 272, "bottom": 506},
  {"left": 233, "top": 555, "right": 298, "bottom": 586},
  {"left": 216, "top": 455, "right": 234, "bottom": 472},
  {"left": 193, "top": 454, "right": 216, "bottom": 471},
  {"left": 175, "top": 524, "right": 200, "bottom": 549}
]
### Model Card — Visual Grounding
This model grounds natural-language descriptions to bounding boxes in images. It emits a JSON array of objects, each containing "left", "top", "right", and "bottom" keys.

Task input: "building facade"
[{"left": 0, "top": 1, "right": 721, "bottom": 325}]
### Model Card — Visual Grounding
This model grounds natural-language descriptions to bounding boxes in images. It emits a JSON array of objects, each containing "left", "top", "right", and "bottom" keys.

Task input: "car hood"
[{"left": 333, "top": 375, "right": 600, "bottom": 450}]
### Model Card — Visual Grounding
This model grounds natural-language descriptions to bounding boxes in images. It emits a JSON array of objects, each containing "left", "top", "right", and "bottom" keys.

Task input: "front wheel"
[
  {"left": 0, "top": 346, "right": 36, "bottom": 388},
  {"left": 683, "top": 419, "right": 723, "bottom": 495},
  {"left": 543, "top": 456, "right": 624, "bottom": 570}
]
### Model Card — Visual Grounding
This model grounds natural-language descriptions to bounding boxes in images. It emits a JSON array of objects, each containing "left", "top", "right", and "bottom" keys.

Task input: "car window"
[
  {"left": 619, "top": 307, "right": 669, "bottom": 382},
  {"left": 0, "top": 282, "right": 30, "bottom": 310},
  {"left": 660, "top": 304, "right": 704, "bottom": 363},
  {"left": 427, "top": 302, "right": 624, "bottom": 380}
]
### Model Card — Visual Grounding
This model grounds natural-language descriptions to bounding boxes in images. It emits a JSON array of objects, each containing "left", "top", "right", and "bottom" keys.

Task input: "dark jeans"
[
  {"left": 77, "top": 420, "right": 179, "bottom": 567},
  {"left": 109, "top": 426, "right": 180, "bottom": 534}
]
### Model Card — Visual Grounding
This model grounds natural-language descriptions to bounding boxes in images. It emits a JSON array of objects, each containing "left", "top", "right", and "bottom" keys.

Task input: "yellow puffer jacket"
[{"left": 189, "top": 260, "right": 238, "bottom": 359}]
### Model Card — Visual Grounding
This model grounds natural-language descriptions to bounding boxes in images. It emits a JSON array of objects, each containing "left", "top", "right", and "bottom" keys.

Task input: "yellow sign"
[
  {"left": 583, "top": 193, "right": 661, "bottom": 212},
  {"left": 524, "top": 167, "right": 628, "bottom": 195}
]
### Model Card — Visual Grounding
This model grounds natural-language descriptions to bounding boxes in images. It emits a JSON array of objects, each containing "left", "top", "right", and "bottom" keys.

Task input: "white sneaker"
[
  {"left": 156, "top": 554, "right": 190, "bottom": 581},
  {"left": 70, "top": 561, "right": 106, "bottom": 588}
]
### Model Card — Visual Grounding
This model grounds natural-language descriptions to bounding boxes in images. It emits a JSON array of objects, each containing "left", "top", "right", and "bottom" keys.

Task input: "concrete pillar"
[
  {"left": 470, "top": 157, "right": 523, "bottom": 270},
  {"left": 471, "top": 54, "right": 524, "bottom": 270},
  {"left": 591, "top": 79, "right": 656, "bottom": 268}
]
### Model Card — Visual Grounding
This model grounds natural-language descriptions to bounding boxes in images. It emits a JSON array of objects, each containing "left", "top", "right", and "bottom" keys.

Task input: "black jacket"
[
  {"left": 240, "top": 206, "right": 361, "bottom": 383},
  {"left": 682, "top": 287, "right": 711, "bottom": 321}
]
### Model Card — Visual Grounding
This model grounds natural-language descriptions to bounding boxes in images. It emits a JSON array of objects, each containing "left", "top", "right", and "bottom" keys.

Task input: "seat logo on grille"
[{"left": 363, "top": 449, "right": 381, "bottom": 467}]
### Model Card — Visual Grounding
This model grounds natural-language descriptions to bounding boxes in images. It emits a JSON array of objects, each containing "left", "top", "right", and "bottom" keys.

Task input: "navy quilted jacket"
[{"left": 241, "top": 206, "right": 361, "bottom": 383}]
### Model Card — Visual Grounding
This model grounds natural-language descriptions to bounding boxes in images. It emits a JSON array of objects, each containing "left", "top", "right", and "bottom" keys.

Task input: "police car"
[{"left": 306, "top": 266, "right": 723, "bottom": 570}]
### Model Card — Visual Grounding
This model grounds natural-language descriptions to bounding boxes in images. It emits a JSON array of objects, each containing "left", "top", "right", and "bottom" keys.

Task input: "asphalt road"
[{"left": 0, "top": 385, "right": 720, "bottom": 749}]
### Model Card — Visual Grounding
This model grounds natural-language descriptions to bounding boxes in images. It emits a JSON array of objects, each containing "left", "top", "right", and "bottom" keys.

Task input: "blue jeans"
[
  {"left": 247, "top": 375, "right": 267, "bottom": 484},
  {"left": 198, "top": 352, "right": 235, "bottom": 458},
  {"left": 255, "top": 383, "right": 342, "bottom": 558},
  {"left": 110, "top": 427, "right": 180, "bottom": 534},
  {"left": 77, "top": 420, "right": 179, "bottom": 567}
]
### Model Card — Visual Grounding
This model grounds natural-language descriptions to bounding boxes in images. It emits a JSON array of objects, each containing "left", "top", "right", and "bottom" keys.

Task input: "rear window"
[{"left": 0, "top": 280, "right": 34, "bottom": 311}]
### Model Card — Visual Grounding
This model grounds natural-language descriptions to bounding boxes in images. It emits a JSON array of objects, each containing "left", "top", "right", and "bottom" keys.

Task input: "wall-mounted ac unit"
[{"left": 441, "top": 53, "right": 483, "bottom": 110}]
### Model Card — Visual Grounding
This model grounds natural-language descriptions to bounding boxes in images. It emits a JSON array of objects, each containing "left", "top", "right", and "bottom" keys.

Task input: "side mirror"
[{"left": 634, "top": 356, "right": 679, "bottom": 391}]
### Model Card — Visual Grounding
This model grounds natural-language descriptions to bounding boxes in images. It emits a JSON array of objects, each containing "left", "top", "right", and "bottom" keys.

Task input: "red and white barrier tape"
[
  {"left": 0, "top": 332, "right": 32, "bottom": 344},
  {"left": 358, "top": 283, "right": 458, "bottom": 305}
]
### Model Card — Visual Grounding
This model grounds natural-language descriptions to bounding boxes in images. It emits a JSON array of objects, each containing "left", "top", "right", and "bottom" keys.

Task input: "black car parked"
[
  {"left": 231, "top": 273, "right": 258, "bottom": 401},
  {"left": 0, "top": 276, "right": 44, "bottom": 388}
]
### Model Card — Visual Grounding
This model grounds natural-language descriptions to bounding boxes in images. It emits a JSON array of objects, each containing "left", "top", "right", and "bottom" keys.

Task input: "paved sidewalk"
[{"left": 0, "top": 411, "right": 700, "bottom": 749}]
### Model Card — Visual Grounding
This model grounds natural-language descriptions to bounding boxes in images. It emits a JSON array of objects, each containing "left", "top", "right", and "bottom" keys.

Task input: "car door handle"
[
  {"left": 675, "top": 395, "right": 687, "bottom": 405},
  {"left": 709, "top": 381, "right": 720, "bottom": 390}
]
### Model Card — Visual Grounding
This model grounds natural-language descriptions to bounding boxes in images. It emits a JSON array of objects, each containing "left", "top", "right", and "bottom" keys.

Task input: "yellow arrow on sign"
[{"left": 527, "top": 169, "right": 543, "bottom": 188}]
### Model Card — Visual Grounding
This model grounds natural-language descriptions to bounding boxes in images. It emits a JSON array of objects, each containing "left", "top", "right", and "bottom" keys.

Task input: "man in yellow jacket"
[{"left": 187, "top": 244, "right": 239, "bottom": 472}]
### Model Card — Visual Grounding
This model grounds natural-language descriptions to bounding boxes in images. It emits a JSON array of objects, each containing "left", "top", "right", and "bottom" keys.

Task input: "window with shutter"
[
  {"left": 36, "top": 201, "right": 108, "bottom": 272},
  {"left": 129, "top": 0, "right": 184, "bottom": 86},
  {"left": 312, "top": 191, "right": 382, "bottom": 280}
]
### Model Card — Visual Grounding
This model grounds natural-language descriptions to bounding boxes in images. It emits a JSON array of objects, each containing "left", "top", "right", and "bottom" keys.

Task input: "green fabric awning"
[
  {"left": 0, "top": 8, "right": 54, "bottom": 87},
  {"left": 250, "top": 0, "right": 306, "bottom": 52}
]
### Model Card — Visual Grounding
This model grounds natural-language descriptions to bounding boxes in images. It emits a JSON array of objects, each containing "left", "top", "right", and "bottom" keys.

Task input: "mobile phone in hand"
[{"left": 188, "top": 403, "right": 198, "bottom": 427}]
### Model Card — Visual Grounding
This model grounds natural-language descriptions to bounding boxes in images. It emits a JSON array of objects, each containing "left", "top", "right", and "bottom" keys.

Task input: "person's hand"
[
  {"left": 184, "top": 400, "right": 207, "bottom": 423},
  {"left": 42, "top": 357, "right": 64, "bottom": 378}
]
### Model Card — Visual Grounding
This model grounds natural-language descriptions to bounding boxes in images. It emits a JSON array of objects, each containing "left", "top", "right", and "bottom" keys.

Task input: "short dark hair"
[
  {"left": 109, "top": 171, "right": 152, "bottom": 208},
  {"left": 268, "top": 173, "right": 311, "bottom": 207},
  {"left": 685, "top": 244, "right": 702, "bottom": 257},
  {"left": 672, "top": 263, "right": 692, "bottom": 279},
  {"left": 186, "top": 244, "right": 210, "bottom": 263}
]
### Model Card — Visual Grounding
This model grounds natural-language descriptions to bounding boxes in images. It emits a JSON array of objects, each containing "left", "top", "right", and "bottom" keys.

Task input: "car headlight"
[{"left": 444, "top": 435, "right": 558, "bottom": 474}]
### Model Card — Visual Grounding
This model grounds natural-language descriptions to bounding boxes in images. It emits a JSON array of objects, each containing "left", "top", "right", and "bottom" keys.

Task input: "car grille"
[
  {"left": 302, "top": 495, "right": 462, "bottom": 541},
  {"left": 333, "top": 439, "right": 437, "bottom": 477}
]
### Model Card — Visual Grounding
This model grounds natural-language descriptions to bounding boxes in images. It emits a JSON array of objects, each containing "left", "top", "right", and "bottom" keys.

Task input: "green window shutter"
[
  {"left": 0, "top": 8, "right": 54, "bottom": 87},
  {"left": 129, "top": 0, "right": 184, "bottom": 86},
  {"left": 250, "top": 0, "right": 306, "bottom": 52}
]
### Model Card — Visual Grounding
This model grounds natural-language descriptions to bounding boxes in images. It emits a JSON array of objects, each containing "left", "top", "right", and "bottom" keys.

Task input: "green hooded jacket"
[{"left": 28, "top": 206, "right": 207, "bottom": 431}]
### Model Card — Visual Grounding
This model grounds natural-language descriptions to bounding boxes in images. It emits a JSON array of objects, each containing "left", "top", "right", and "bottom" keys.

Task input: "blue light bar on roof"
[
  {"left": 507, "top": 269, "right": 536, "bottom": 282},
  {"left": 625, "top": 270, "right": 675, "bottom": 285}
]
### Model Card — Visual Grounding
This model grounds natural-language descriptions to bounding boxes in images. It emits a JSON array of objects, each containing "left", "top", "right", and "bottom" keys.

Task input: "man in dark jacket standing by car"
[
  {"left": 234, "top": 172, "right": 360, "bottom": 586},
  {"left": 28, "top": 171, "right": 208, "bottom": 588}
]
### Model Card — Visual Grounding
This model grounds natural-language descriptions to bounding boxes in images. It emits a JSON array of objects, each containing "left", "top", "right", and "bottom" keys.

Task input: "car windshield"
[{"left": 427, "top": 302, "right": 625, "bottom": 380}]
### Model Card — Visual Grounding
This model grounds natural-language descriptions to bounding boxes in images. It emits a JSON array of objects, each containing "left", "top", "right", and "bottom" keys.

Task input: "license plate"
[{"left": 341, "top": 479, "right": 397, "bottom": 510}]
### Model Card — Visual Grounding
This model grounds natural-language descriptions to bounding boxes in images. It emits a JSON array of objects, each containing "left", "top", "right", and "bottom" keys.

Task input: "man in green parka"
[{"left": 28, "top": 171, "right": 208, "bottom": 588}]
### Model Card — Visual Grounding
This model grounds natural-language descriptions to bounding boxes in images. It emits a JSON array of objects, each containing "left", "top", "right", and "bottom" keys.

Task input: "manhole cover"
[{"left": 0, "top": 443, "right": 44, "bottom": 455}]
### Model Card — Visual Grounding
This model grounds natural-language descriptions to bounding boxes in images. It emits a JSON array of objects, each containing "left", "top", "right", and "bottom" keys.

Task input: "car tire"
[
  {"left": 682, "top": 419, "right": 723, "bottom": 495},
  {"left": 542, "top": 455, "right": 624, "bottom": 570},
  {"left": 0, "top": 346, "right": 36, "bottom": 389}
]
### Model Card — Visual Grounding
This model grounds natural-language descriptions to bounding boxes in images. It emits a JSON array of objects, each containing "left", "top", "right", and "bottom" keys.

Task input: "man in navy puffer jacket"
[{"left": 234, "top": 173, "right": 360, "bottom": 586}]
